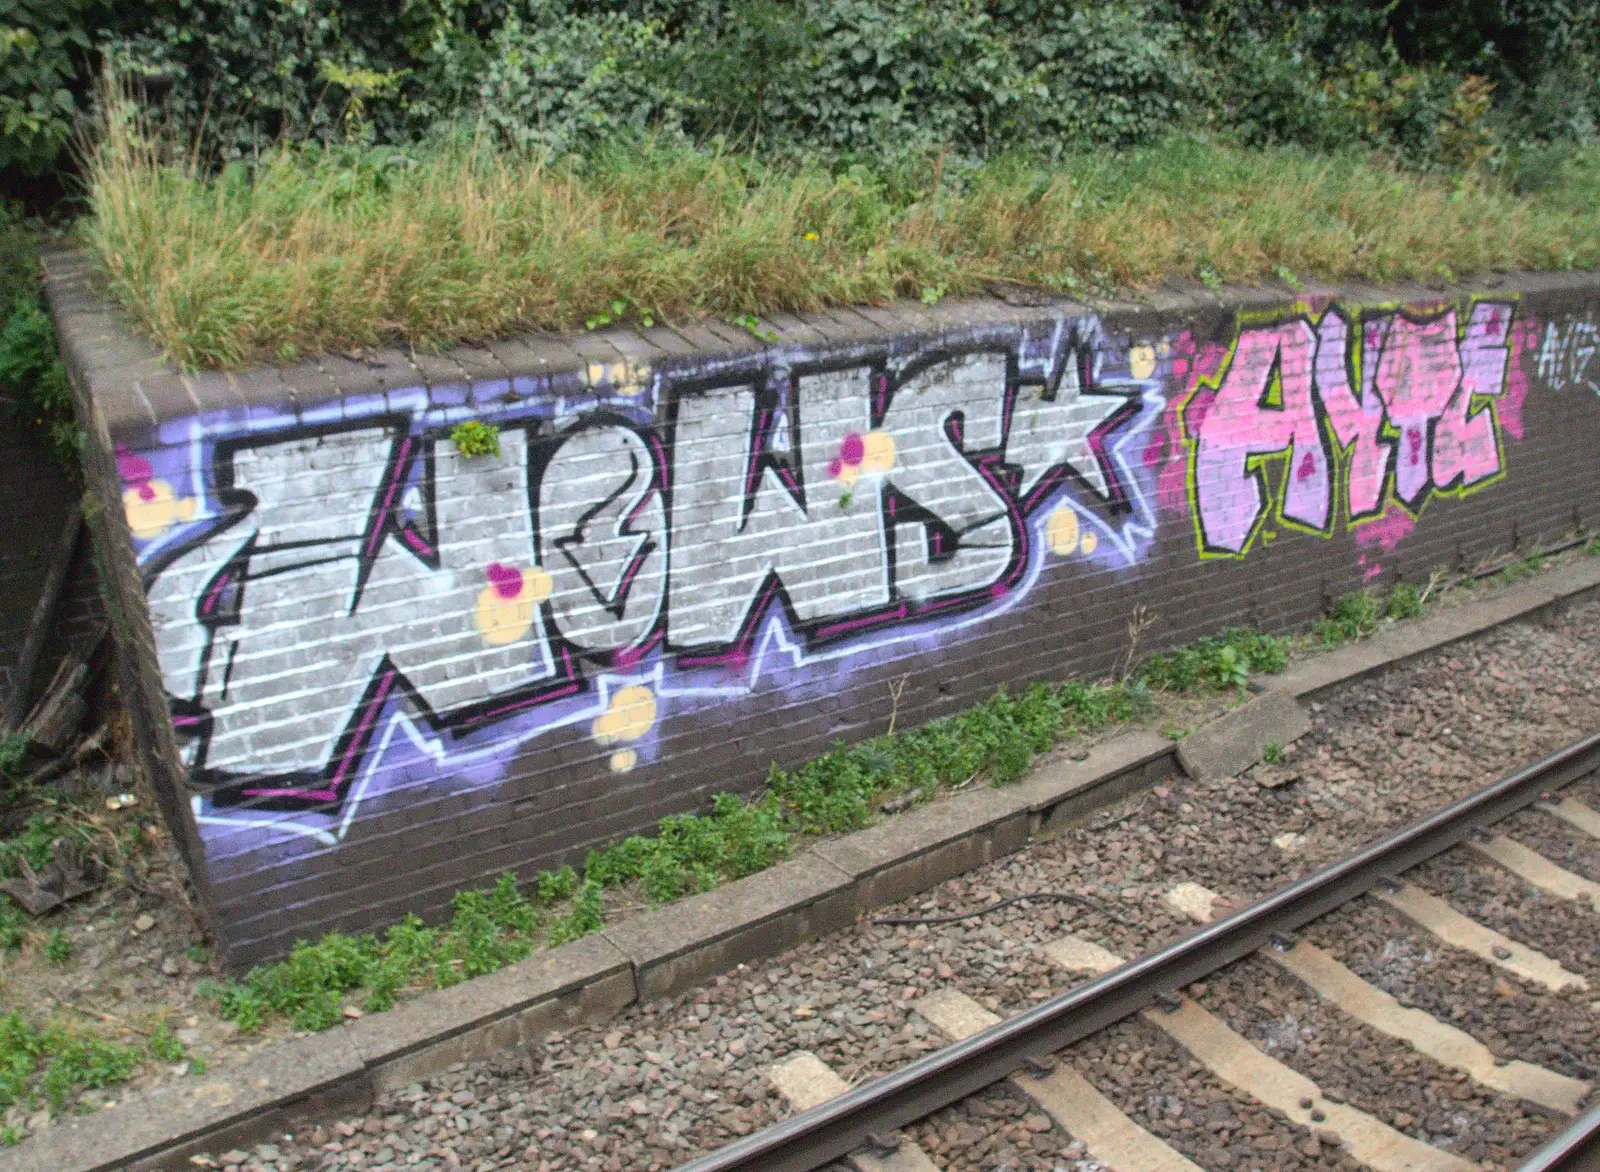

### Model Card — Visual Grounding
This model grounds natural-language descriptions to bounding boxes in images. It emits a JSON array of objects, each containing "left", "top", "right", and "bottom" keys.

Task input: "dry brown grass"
[{"left": 82, "top": 112, "right": 1600, "bottom": 369}]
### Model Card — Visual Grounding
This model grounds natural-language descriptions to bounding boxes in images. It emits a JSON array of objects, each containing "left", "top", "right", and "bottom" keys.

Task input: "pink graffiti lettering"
[
  {"left": 1187, "top": 301, "right": 1514, "bottom": 556},
  {"left": 1431, "top": 302, "right": 1510, "bottom": 488},
  {"left": 1189, "top": 320, "right": 1327, "bottom": 553},
  {"left": 1313, "top": 311, "right": 1387, "bottom": 518}
]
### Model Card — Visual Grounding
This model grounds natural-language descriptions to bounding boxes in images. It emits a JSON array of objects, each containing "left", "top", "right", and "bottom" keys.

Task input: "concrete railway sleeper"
[{"left": 677, "top": 732, "right": 1600, "bottom": 1172}]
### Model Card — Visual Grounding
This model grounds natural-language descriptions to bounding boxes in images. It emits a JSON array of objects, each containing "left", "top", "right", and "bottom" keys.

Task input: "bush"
[
  {"left": 41, "top": 0, "right": 1600, "bottom": 193},
  {"left": 999, "top": 1, "right": 1191, "bottom": 150},
  {"left": 0, "top": 205, "right": 75, "bottom": 466},
  {"left": 463, "top": 5, "right": 688, "bottom": 160},
  {"left": 0, "top": 0, "right": 106, "bottom": 176}
]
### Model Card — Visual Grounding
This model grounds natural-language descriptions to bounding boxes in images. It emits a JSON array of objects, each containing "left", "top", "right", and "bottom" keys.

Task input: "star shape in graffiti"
[{"left": 1009, "top": 377, "right": 1138, "bottom": 506}]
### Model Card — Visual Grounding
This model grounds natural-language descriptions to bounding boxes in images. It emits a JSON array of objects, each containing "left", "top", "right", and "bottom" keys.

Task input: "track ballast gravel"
[{"left": 196, "top": 597, "right": 1600, "bottom": 1172}]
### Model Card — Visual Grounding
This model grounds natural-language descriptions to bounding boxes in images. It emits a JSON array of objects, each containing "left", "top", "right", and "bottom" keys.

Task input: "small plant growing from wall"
[
  {"left": 450, "top": 420, "right": 500, "bottom": 458},
  {"left": 1385, "top": 583, "right": 1424, "bottom": 620}
]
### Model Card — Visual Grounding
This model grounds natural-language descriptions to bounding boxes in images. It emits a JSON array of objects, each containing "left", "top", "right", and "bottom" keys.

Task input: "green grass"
[
  {"left": 198, "top": 631, "right": 1297, "bottom": 1037},
  {"left": 189, "top": 546, "right": 1587, "bottom": 1042},
  {"left": 0, "top": 1010, "right": 184, "bottom": 1116},
  {"left": 81, "top": 106, "right": 1600, "bottom": 369}
]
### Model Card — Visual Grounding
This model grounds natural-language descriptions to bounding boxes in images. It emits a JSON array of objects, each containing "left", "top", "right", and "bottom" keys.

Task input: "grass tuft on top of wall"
[{"left": 81, "top": 107, "right": 1600, "bottom": 370}]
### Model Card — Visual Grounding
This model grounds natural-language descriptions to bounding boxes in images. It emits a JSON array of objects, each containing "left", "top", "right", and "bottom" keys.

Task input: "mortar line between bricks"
[{"left": 8, "top": 561, "right": 1600, "bottom": 1172}]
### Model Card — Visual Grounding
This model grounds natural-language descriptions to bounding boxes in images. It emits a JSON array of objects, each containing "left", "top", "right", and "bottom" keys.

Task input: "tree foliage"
[{"left": 4, "top": 0, "right": 1600, "bottom": 186}]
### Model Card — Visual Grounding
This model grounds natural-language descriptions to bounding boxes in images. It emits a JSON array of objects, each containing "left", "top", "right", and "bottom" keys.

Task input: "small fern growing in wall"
[{"left": 451, "top": 420, "right": 500, "bottom": 458}]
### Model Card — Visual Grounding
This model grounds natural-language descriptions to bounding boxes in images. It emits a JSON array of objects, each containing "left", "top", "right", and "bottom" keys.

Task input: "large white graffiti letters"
[
  {"left": 148, "top": 425, "right": 566, "bottom": 806},
  {"left": 134, "top": 319, "right": 1151, "bottom": 818},
  {"left": 538, "top": 421, "right": 667, "bottom": 654}
]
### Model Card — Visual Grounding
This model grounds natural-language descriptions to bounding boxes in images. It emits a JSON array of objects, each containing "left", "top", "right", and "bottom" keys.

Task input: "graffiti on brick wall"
[
  {"left": 1181, "top": 301, "right": 1515, "bottom": 557},
  {"left": 1537, "top": 315, "right": 1599, "bottom": 396},
  {"left": 116, "top": 295, "right": 1545, "bottom": 853},
  {"left": 125, "top": 315, "right": 1178, "bottom": 845}
]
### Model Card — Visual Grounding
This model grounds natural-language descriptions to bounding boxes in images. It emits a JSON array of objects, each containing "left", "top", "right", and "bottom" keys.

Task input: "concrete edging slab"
[{"left": 6, "top": 556, "right": 1598, "bottom": 1172}]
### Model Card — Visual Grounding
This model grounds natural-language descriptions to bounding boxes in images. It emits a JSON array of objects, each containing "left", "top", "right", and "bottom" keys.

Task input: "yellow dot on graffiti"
[
  {"left": 836, "top": 462, "right": 861, "bottom": 488},
  {"left": 1129, "top": 344, "right": 1157, "bottom": 380},
  {"left": 473, "top": 566, "right": 550, "bottom": 647},
  {"left": 1081, "top": 531, "right": 1098, "bottom": 555},
  {"left": 610, "top": 748, "right": 638, "bottom": 773},
  {"left": 860, "top": 430, "right": 896, "bottom": 474},
  {"left": 521, "top": 566, "right": 553, "bottom": 603},
  {"left": 1046, "top": 507, "right": 1080, "bottom": 555},
  {"left": 592, "top": 684, "right": 657, "bottom": 746},
  {"left": 123, "top": 480, "right": 197, "bottom": 540},
  {"left": 474, "top": 587, "right": 536, "bottom": 646},
  {"left": 616, "top": 363, "right": 650, "bottom": 397}
]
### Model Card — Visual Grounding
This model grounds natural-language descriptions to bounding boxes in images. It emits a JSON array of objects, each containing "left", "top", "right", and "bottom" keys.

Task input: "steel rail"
[
  {"left": 1516, "top": 1104, "right": 1600, "bottom": 1172},
  {"left": 674, "top": 729, "right": 1600, "bottom": 1172}
]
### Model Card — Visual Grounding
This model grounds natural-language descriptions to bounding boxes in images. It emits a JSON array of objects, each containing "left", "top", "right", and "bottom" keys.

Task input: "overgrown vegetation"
[
  {"left": 0, "top": 800, "right": 138, "bottom": 890},
  {"left": 1135, "top": 627, "right": 1290, "bottom": 691},
  {"left": 83, "top": 120, "right": 1600, "bottom": 368},
  {"left": 1312, "top": 582, "right": 1436, "bottom": 648},
  {"left": 0, "top": 206, "right": 74, "bottom": 465},
  {"left": 8, "top": 1, "right": 1600, "bottom": 180},
  {"left": 0, "top": 773, "right": 213, "bottom": 1128},
  {"left": 0, "top": 1003, "right": 204, "bottom": 1129},
  {"left": 0, "top": 3, "right": 1589, "bottom": 363},
  {"left": 0, "top": 1013, "right": 146, "bottom": 1116},
  {"left": 179, "top": 564, "right": 1503, "bottom": 1039},
  {"left": 198, "top": 617, "right": 1306, "bottom": 1036},
  {"left": 0, "top": 785, "right": 197, "bottom": 1121}
]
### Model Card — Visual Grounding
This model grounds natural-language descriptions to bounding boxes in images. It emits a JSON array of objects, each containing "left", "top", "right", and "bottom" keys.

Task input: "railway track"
[
  {"left": 189, "top": 614, "right": 1600, "bottom": 1172},
  {"left": 676, "top": 733, "right": 1600, "bottom": 1172}
]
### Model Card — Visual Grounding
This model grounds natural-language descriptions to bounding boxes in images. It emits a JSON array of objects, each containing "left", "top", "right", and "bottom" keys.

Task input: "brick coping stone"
[{"left": 5, "top": 552, "right": 1597, "bottom": 1172}]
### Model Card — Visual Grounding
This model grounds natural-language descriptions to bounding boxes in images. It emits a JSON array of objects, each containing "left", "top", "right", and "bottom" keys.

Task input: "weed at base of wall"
[
  {"left": 27, "top": 573, "right": 1475, "bottom": 1069},
  {"left": 0, "top": 1010, "right": 193, "bottom": 1132},
  {"left": 197, "top": 632, "right": 1296, "bottom": 1038},
  {"left": 188, "top": 571, "right": 1508, "bottom": 1042}
]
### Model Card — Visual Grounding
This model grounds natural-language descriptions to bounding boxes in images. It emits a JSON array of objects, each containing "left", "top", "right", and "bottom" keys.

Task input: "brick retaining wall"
[{"left": 42, "top": 255, "right": 1600, "bottom": 967}]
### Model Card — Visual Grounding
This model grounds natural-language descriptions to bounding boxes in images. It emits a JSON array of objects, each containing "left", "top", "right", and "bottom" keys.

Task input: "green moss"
[{"left": 449, "top": 420, "right": 500, "bottom": 458}]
